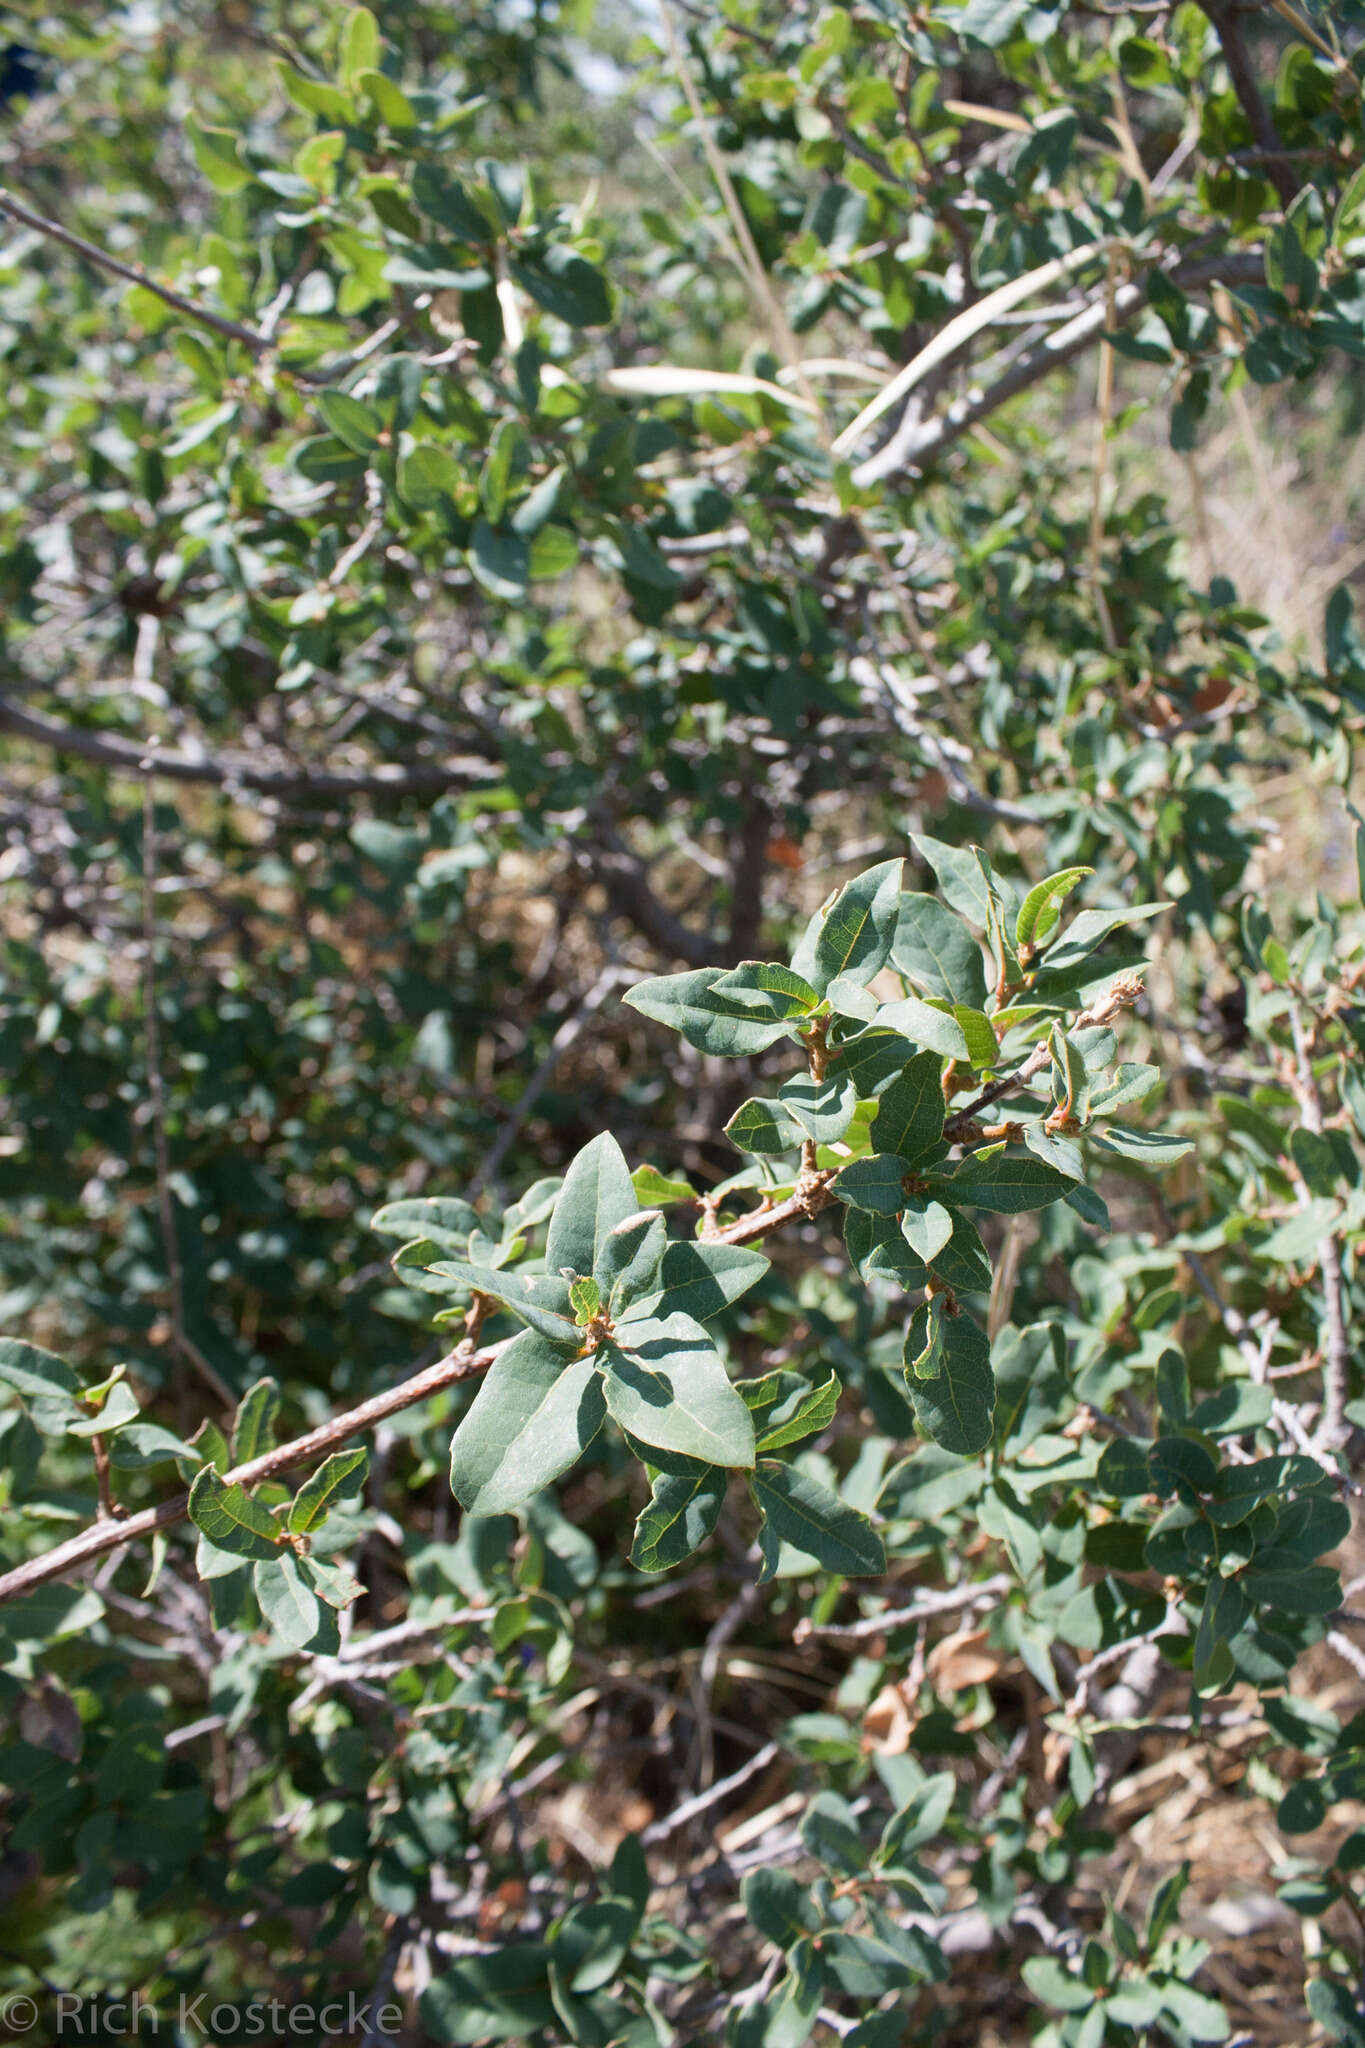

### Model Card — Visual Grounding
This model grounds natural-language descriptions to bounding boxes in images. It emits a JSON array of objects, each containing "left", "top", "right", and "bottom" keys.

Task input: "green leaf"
[
  {"left": 878, "top": 1770, "right": 956, "bottom": 1863},
  {"left": 410, "top": 164, "right": 494, "bottom": 242},
  {"left": 305, "top": 1555, "right": 365, "bottom": 1610},
  {"left": 1090, "top": 1125, "right": 1193, "bottom": 1168},
  {"left": 469, "top": 518, "right": 529, "bottom": 599},
  {"left": 901, "top": 1195, "right": 954, "bottom": 1263},
  {"left": 629, "top": 1238, "right": 768, "bottom": 1323},
  {"left": 630, "top": 1464, "right": 727, "bottom": 1571},
  {"left": 1307, "top": 1978, "right": 1365, "bottom": 2047},
  {"left": 892, "top": 894, "right": 988, "bottom": 1006},
  {"left": 1024, "top": 1126, "right": 1084, "bottom": 1180},
  {"left": 603, "top": 1314, "right": 755, "bottom": 1467},
  {"left": 710, "top": 961, "right": 820, "bottom": 1018},
  {"left": 569, "top": 1276, "right": 602, "bottom": 1323},
  {"left": 232, "top": 1378, "right": 281, "bottom": 1465},
  {"left": 370, "top": 1196, "right": 478, "bottom": 1250},
  {"left": 449, "top": 1332, "right": 605, "bottom": 1515},
  {"left": 932, "top": 1210, "right": 993, "bottom": 1292},
  {"left": 254, "top": 1552, "right": 334, "bottom": 1652},
  {"left": 186, "top": 117, "right": 252, "bottom": 193},
  {"left": 1292, "top": 1126, "right": 1339, "bottom": 1195},
  {"left": 337, "top": 5, "right": 380, "bottom": 86},
  {"left": 0, "top": 1338, "right": 79, "bottom": 1399},
  {"left": 928, "top": 1147, "right": 1070, "bottom": 1213},
  {"left": 289, "top": 1448, "right": 369, "bottom": 1532},
  {"left": 316, "top": 390, "right": 383, "bottom": 453},
  {"left": 0, "top": 1339, "right": 82, "bottom": 1430},
  {"left": 356, "top": 66, "right": 415, "bottom": 128},
  {"left": 512, "top": 245, "right": 612, "bottom": 326},
  {"left": 800, "top": 1789, "right": 865, "bottom": 1873},
  {"left": 276, "top": 62, "right": 353, "bottom": 124},
  {"left": 546, "top": 1132, "right": 639, "bottom": 1280},
  {"left": 631, "top": 1165, "right": 696, "bottom": 1206},
  {"left": 726, "top": 1097, "right": 806, "bottom": 1155},
  {"left": 777, "top": 1073, "right": 859, "bottom": 1145},
  {"left": 844, "top": 1206, "right": 926, "bottom": 1289},
  {"left": 188, "top": 1469, "right": 284, "bottom": 1560},
  {"left": 873, "top": 995, "right": 971, "bottom": 1060},
  {"left": 906, "top": 1312, "right": 995, "bottom": 1455},
  {"left": 955, "top": 0, "right": 1049, "bottom": 47},
  {"left": 423, "top": 1951, "right": 558, "bottom": 2043},
  {"left": 1041, "top": 902, "right": 1165, "bottom": 975},
  {"left": 1088, "top": 1064, "right": 1161, "bottom": 1116},
  {"left": 740, "top": 1367, "right": 841, "bottom": 1452},
  {"left": 397, "top": 443, "right": 461, "bottom": 512},
  {"left": 107, "top": 1423, "right": 201, "bottom": 1471},
  {"left": 66, "top": 1380, "right": 139, "bottom": 1438},
  {"left": 836, "top": 1153, "right": 909, "bottom": 1216},
  {"left": 741, "top": 1867, "right": 819, "bottom": 1949},
  {"left": 1016, "top": 867, "right": 1092, "bottom": 953},
  {"left": 624, "top": 969, "right": 799, "bottom": 1055},
  {"left": 751, "top": 1459, "right": 885, "bottom": 1579},
  {"left": 911, "top": 836, "right": 998, "bottom": 928},
  {"left": 1240, "top": 1552, "right": 1340, "bottom": 1614},
  {"left": 993, "top": 1322, "right": 1067, "bottom": 1448},
  {"left": 790, "top": 859, "right": 902, "bottom": 995},
  {"left": 952, "top": 1006, "right": 1000, "bottom": 1070},
  {"left": 405, "top": 1251, "right": 575, "bottom": 1336},
  {"left": 597, "top": 1212, "right": 666, "bottom": 1306},
  {"left": 872, "top": 1050, "right": 945, "bottom": 1164}
]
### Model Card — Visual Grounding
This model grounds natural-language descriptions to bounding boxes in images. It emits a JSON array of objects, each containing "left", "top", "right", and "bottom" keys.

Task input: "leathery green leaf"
[
  {"left": 449, "top": 1331, "right": 605, "bottom": 1515},
  {"left": 602, "top": 1314, "right": 755, "bottom": 1467},
  {"left": 750, "top": 1460, "right": 886, "bottom": 1579}
]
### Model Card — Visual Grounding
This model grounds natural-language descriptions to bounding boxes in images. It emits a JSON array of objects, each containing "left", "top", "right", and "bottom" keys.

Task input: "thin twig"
[
  {"left": 0, "top": 1313, "right": 497, "bottom": 1606},
  {"left": 793, "top": 1576, "right": 1011, "bottom": 1643},
  {"left": 1087, "top": 250, "right": 1120, "bottom": 654},
  {"left": 851, "top": 251, "right": 1272, "bottom": 487},
  {"left": 656, "top": 2, "right": 818, "bottom": 415},
  {"left": 0, "top": 694, "right": 498, "bottom": 798},
  {"left": 0, "top": 187, "right": 384, "bottom": 386},
  {"left": 1289, "top": 1003, "right": 1351, "bottom": 1451},
  {"left": 1197, "top": 3, "right": 1297, "bottom": 207},
  {"left": 469, "top": 966, "right": 637, "bottom": 1197},
  {"left": 142, "top": 779, "right": 236, "bottom": 1411},
  {"left": 0, "top": 1148, "right": 868, "bottom": 1607},
  {"left": 641, "top": 1739, "right": 781, "bottom": 1844}
]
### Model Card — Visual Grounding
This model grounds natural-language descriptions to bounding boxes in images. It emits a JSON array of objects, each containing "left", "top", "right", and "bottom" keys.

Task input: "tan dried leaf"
[
  {"left": 862, "top": 1682, "right": 915, "bottom": 1756},
  {"left": 926, "top": 1628, "right": 1003, "bottom": 1694}
]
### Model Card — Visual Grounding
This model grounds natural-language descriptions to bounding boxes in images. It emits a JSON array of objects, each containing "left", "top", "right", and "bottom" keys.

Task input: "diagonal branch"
[
  {"left": 0, "top": 1331, "right": 504, "bottom": 1608},
  {"left": 0, "top": 690, "right": 499, "bottom": 798},
  {"left": 1288, "top": 1002, "right": 1352, "bottom": 1451},
  {"left": 0, "top": 1182, "right": 838, "bottom": 1607},
  {"left": 853, "top": 251, "right": 1268, "bottom": 487},
  {"left": 0, "top": 186, "right": 395, "bottom": 386},
  {"left": 1197, "top": 3, "right": 1298, "bottom": 207}
]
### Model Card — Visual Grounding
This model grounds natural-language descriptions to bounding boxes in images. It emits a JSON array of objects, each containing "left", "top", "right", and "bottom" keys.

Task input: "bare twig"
[
  {"left": 142, "top": 780, "right": 236, "bottom": 1411},
  {"left": 641, "top": 1739, "right": 781, "bottom": 1843},
  {"left": 0, "top": 1315, "right": 498, "bottom": 1606},
  {"left": 1196, "top": 3, "right": 1297, "bottom": 207},
  {"left": 793, "top": 1575, "right": 1011, "bottom": 1643},
  {"left": 656, "top": 2, "right": 818, "bottom": 415},
  {"left": 1289, "top": 1003, "right": 1352, "bottom": 1451},
  {"left": 0, "top": 692, "right": 498, "bottom": 798},
  {"left": 0, "top": 186, "right": 391, "bottom": 385},
  {"left": 469, "top": 965, "right": 637, "bottom": 1196},
  {"left": 852, "top": 252, "right": 1270, "bottom": 487}
]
